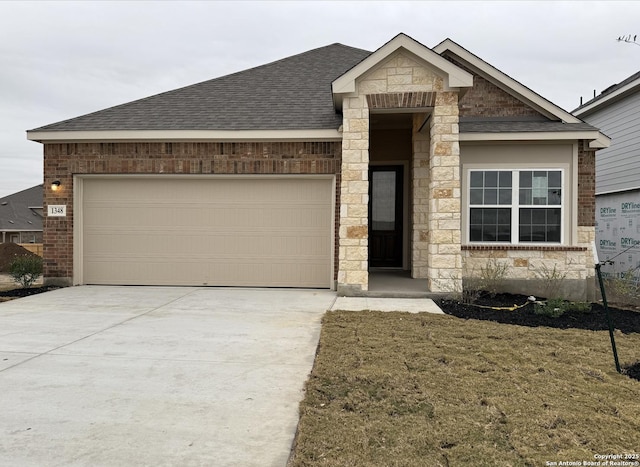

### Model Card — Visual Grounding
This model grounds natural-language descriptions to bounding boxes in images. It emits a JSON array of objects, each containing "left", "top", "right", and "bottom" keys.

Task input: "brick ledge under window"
[{"left": 462, "top": 245, "right": 587, "bottom": 252}]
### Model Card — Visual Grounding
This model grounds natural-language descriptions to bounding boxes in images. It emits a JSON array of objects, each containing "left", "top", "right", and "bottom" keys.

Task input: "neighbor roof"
[
  {"left": 30, "top": 44, "right": 371, "bottom": 133},
  {"left": 573, "top": 70, "right": 640, "bottom": 117},
  {"left": 0, "top": 185, "right": 44, "bottom": 232}
]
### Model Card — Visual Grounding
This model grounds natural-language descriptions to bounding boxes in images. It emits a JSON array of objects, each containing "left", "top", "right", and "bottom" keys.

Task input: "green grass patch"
[{"left": 289, "top": 311, "right": 640, "bottom": 466}]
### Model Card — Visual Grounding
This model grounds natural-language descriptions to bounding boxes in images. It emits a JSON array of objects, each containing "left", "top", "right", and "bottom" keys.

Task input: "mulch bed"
[
  {"left": 436, "top": 292, "right": 640, "bottom": 381},
  {"left": 436, "top": 292, "right": 640, "bottom": 333},
  {"left": 0, "top": 285, "right": 61, "bottom": 298}
]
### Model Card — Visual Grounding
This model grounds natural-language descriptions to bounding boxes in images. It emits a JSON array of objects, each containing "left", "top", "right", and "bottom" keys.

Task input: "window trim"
[{"left": 465, "top": 167, "right": 566, "bottom": 245}]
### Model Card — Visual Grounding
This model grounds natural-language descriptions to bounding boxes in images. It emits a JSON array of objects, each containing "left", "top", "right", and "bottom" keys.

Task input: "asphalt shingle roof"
[
  {"left": 460, "top": 121, "right": 599, "bottom": 133},
  {"left": 574, "top": 70, "right": 640, "bottom": 111},
  {"left": 32, "top": 44, "right": 372, "bottom": 132},
  {"left": 0, "top": 185, "right": 43, "bottom": 232}
]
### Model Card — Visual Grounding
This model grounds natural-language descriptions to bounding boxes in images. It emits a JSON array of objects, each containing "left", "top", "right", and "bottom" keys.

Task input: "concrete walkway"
[
  {"left": 0, "top": 286, "right": 335, "bottom": 467},
  {"left": 331, "top": 297, "right": 444, "bottom": 314}
]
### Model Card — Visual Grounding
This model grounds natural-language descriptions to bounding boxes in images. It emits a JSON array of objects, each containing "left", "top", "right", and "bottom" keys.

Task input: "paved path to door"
[{"left": 0, "top": 286, "right": 336, "bottom": 466}]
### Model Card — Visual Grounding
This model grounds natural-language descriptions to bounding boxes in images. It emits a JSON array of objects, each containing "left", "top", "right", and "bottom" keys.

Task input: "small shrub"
[
  {"left": 9, "top": 255, "right": 43, "bottom": 288},
  {"left": 534, "top": 262, "right": 568, "bottom": 299},
  {"left": 461, "top": 256, "right": 510, "bottom": 303},
  {"left": 478, "top": 257, "right": 510, "bottom": 296},
  {"left": 534, "top": 298, "right": 567, "bottom": 318},
  {"left": 462, "top": 279, "right": 483, "bottom": 304},
  {"left": 565, "top": 301, "right": 592, "bottom": 313},
  {"left": 603, "top": 269, "right": 639, "bottom": 307}
]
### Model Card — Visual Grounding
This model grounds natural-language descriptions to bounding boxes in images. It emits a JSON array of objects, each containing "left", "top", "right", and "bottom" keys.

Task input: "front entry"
[{"left": 369, "top": 166, "right": 403, "bottom": 267}]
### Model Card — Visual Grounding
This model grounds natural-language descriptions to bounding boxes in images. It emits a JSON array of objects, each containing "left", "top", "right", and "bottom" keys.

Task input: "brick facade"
[
  {"left": 40, "top": 42, "right": 602, "bottom": 298},
  {"left": 458, "top": 74, "right": 546, "bottom": 119},
  {"left": 43, "top": 141, "right": 342, "bottom": 284},
  {"left": 445, "top": 58, "right": 547, "bottom": 120},
  {"left": 578, "top": 140, "right": 596, "bottom": 227}
]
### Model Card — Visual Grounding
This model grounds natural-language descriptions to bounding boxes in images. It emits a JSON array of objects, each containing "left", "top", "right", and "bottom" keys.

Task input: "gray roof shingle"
[
  {"left": 31, "top": 44, "right": 371, "bottom": 132},
  {"left": 574, "top": 70, "right": 640, "bottom": 111},
  {"left": 460, "top": 121, "right": 599, "bottom": 133},
  {"left": 0, "top": 185, "right": 43, "bottom": 232}
]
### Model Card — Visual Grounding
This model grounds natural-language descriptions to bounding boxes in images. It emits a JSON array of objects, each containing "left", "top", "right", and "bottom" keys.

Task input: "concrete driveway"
[{"left": 0, "top": 286, "right": 336, "bottom": 466}]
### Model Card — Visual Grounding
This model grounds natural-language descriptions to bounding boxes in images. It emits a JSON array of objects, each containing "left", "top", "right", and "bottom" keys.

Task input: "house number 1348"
[{"left": 48, "top": 205, "right": 67, "bottom": 217}]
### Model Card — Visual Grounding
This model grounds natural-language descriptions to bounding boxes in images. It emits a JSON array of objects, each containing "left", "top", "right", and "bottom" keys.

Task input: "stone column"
[
  {"left": 412, "top": 113, "right": 430, "bottom": 279},
  {"left": 427, "top": 91, "right": 462, "bottom": 293},
  {"left": 337, "top": 96, "right": 370, "bottom": 295}
]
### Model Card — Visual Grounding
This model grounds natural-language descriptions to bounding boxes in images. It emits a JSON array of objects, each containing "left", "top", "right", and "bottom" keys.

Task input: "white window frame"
[{"left": 466, "top": 168, "right": 565, "bottom": 245}]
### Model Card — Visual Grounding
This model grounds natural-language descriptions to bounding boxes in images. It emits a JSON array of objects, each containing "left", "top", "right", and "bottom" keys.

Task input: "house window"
[{"left": 468, "top": 169, "right": 563, "bottom": 244}]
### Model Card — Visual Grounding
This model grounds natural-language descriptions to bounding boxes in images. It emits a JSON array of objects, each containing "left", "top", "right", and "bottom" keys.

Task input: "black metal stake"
[{"left": 595, "top": 263, "right": 622, "bottom": 374}]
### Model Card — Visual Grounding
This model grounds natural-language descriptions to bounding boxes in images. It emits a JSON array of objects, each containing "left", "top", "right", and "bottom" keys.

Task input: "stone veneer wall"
[
  {"left": 411, "top": 114, "right": 430, "bottom": 279},
  {"left": 460, "top": 245, "right": 592, "bottom": 301},
  {"left": 43, "top": 141, "right": 341, "bottom": 285},
  {"left": 338, "top": 49, "right": 463, "bottom": 294},
  {"left": 426, "top": 92, "right": 463, "bottom": 292}
]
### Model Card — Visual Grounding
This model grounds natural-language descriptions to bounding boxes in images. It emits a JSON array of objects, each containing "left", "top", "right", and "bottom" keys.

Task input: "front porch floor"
[{"left": 367, "top": 269, "right": 436, "bottom": 298}]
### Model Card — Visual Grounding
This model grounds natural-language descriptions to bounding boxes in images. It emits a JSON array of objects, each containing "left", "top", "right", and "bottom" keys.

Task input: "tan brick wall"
[{"left": 43, "top": 141, "right": 342, "bottom": 284}]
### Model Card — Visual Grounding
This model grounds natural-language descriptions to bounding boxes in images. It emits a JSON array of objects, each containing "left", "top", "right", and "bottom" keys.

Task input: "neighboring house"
[
  {"left": 27, "top": 33, "right": 609, "bottom": 299},
  {"left": 0, "top": 185, "right": 44, "bottom": 244},
  {"left": 573, "top": 72, "right": 640, "bottom": 278}
]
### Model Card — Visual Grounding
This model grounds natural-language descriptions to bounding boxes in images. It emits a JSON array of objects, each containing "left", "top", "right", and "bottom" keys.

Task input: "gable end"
[{"left": 459, "top": 73, "right": 550, "bottom": 120}]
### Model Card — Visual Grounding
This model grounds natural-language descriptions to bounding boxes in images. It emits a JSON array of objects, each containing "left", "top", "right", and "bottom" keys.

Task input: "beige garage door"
[{"left": 80, "top": 177, "right": 333, "bottom": 287}]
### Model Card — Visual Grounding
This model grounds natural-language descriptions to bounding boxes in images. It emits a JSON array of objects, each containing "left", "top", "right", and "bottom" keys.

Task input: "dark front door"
[{"left": 369, "top": 166, "right": 403, "bottom": 268}]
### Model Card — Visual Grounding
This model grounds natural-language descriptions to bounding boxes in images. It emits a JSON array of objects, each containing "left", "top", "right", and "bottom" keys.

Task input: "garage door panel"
[
  {"left": 84, "top": 206, "right": 330, "bottom": 230},
  {"left": 83, "top": 231, "right": 330, "bottom": 256},
  {"left": 81, "top": 178, "right": 332, "bottom": 287},
  {"left": 84, "top": 257, "right": 329, "bottom": 287}
]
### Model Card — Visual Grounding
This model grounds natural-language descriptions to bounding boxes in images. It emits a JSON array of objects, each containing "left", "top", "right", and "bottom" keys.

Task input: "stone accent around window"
[{"left": 461, "top": 235, "right": 596, "bottom": 300}]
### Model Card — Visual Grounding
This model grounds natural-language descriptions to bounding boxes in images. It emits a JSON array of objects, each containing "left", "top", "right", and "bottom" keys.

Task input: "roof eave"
[
  {"left": 459, "top": 130, "right": 610, "bottom": 148},
  {"left": 27, "top": 129, "right": 343, "bottom": 143}
]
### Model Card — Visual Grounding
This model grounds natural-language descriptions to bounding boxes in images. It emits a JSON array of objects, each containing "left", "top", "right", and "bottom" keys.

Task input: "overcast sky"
[{"left": 1, "top": 0, "right": 639, "bottom": 198}]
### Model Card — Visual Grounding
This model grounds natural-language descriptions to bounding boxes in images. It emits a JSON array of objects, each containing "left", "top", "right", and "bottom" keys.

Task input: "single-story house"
[
  {"left": 0, "top": 184, "right": 43, "bottom": 244},
  {"left": 27, "top": 33, "right": 609, "bottom": 299},
  {"left": 573, "top": 71, "right": 640, "bottom": 278}
]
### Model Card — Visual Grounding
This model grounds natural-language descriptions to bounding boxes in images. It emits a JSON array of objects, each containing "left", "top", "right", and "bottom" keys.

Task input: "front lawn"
[{"left": 289, "top": 311, "right": 640, "bottom": 466}]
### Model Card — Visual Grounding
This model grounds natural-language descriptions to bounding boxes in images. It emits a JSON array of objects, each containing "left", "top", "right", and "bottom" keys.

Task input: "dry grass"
[{"left": 289, "top": 311, "right": 640, "bottom": 467}]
